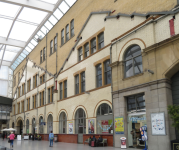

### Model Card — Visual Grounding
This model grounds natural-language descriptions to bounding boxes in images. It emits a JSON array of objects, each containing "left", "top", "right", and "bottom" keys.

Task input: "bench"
[
  {"left": 99, "top": 138, "right": 108, "bottom": 147},
  {"left": 84, "top": 138, "right": 90, "bottom": 145}
]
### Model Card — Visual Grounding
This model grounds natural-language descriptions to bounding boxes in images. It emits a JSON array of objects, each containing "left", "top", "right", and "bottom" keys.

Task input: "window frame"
[
  {"left": 78, "top": 47, "right": 83, "bottom": 62},
  {"left": 75, "top": 75, "right": 79, "bottom": 95},
  {"left": 50, "top": 40, "right": 53, "bottom": 55},
  {"left": 104, "top": 60, "right": 111, "bottom": 85},
  {"left": 84, "top": 43, "right": 89, "bottom": 58},
  {"left": 81, "top": 72, "right": 85, "bottom": 93},
  {"left": 66, "top": 24, "right": 69, "bottom": 42},
  {"left": 43, "top": 47, "right": 46, "bottom": 61},
  {"left": 70, "top": 19, "right": 74, "bottom": 37},
  {"left": 40, "top": 50, "right": 43, "bottom": 63},
  {"left": 98, "top": 32, "right": 104, "bottom": 50},
  {"left": 54, "top": 36, "right": 57, "bottom": 52},
  {"left": 90, "top": 37, "right": 96, "bottom": 54},
  {"left": 61, "top": 29, "right": 64, "bottom": 45},
  {"left": 96, "top": 64, "right": 102, "bottom": 88}
]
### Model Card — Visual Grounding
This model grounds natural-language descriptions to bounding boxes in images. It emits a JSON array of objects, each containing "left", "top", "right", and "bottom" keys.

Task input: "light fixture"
[{"left": 148, "top": 69, "right": 154, "bottom": 74}]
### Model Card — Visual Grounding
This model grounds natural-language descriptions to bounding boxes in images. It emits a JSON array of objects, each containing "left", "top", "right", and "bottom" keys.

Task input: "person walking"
[
  {"left": 2, "top": 132, "right": 5, "bottom": 140},
  {"left": 49, "top": 131, "right": 54, "bottom": 147},
  {"left": 9, "top": 132, "right": 15, "bottom": 148}
]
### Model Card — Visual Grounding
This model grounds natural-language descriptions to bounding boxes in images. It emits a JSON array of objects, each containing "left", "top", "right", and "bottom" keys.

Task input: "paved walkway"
[{"left": 0, "top": 139, "right": 142, "bottom": 150}]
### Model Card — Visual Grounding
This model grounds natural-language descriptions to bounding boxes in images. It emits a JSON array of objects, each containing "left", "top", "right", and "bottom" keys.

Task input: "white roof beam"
[
  {"left": 0, "top": 45, "right": 6, "bottom": 68},
  {"left": 0, "top": 0, "right": 54, "bottom": 13},
  {"left": 0, "top": 15, "right": 39, "bottom": 26},
  {"left": 0, "top": 36, "right": 26, "bottom": 48},
  {"left": 6, "top": 7, "right": 24, "bottom": 40}
]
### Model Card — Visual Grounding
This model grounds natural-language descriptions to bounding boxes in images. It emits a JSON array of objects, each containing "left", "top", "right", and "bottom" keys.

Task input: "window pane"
[
  {"left": 134, "top": 56, "right": 143, "bottom": 75},
  {"left": 91, "top": 38, "right": 96, "bottom": 54},
  {"left": 59, "top": 1, "right": 69, "bottom": 14},
  {"left": 53, "top": 8, "right": 63, "bottom": 20},
  {"left": 84, "top": 43, "right": 89, "bottom": 58},
  {"left": 45, "top": 21, "right": 53, "bottom": 30},
  {"left": 125, "top": 45, "right": 141, "bottom": 60},
  {"left": 127, "top": 96, "right": 136, "bottom": 112},
  {"left": 125, "top": 59, "right": 133, "bottom": 78},
  {"left": 101, "top": 104, "right": 108, "bottom": 115},
  {"left": 49, "top": 15, "right": 58, "bottom": 25}
]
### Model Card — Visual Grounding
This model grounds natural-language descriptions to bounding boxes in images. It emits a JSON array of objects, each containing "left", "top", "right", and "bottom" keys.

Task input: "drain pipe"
[{"left": 110, "top": 45, "right": 115, "bottom": 147}]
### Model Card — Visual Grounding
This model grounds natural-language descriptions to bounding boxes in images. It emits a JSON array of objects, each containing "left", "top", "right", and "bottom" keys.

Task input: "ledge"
[{"left": 122, "top": 73, "right": 144, "bottom": 81}]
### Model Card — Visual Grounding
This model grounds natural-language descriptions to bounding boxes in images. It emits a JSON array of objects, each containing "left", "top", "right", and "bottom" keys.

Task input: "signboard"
[
  {"left": 68, "top": 121, "right": 73, "bottom": 134},
  {"left": 115, "top": 117, "right": 124, "bottom": 134},
  {"left": 27, "top": 129, "right": 29, "bottom": 134},
  {"left": 88, "top": 119, "right": 94, "bottom": 134},
  {"left": 101, "top": 120, "right": 108, "bottom": 133},
  {"left": 151, "top": 112, "right": 166, "bottom": 135},
  {"left": 17, "top": 135, "right": 21, "bottom": 141},
  {"left": 120, "top": 137, "right": 127, "bottom": 149}
]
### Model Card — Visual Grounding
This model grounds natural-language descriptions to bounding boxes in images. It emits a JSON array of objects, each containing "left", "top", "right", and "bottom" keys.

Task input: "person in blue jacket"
[{"left": 49, "top": 131, "right": 54, "bottom": 147}]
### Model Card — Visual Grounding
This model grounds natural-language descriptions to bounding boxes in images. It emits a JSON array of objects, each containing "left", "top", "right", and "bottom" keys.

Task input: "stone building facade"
[{"left": 10, "top": 0, "right": 179, "bottom": 149}]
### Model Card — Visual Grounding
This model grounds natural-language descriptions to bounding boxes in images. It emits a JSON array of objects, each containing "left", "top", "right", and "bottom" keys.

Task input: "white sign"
[
  {"left": 120, "top": 137, "right": 126, "bottom": 149},
  {"left": 151, "top": 112, "right": 166, "bottom": 135},
  {"left": 68, "top": 121, "right": 73, "bottom": 134},
  {"left": 17, "top": 135, "right": 21, "bottom": 141}
]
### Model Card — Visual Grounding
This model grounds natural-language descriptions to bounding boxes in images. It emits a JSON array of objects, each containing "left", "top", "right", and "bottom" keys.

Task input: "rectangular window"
[
  {"left": 33, "top": 74, "right": 37, "bottom": 88},
  {"left": 40, "top": 76, "right": 42, "bottom": 85},
  {"left": 21, "top": 101, "right": 24, "bottom": 113},
  {"left": 75, "top": 75, "right": 79, "bottom": 94},
  {"left": 91, "top": 38, "right": 96, "bottom": 54},
  {"left": 104, "top": 60, "right": 111, "bottom": 85},
  {"left": 33, "top": 96, "right": 35, "bottom": 109},
  {"left": 18, "top": 87, "right": 21, "bottom": 97},
  {"left": 64, "top": 81, "right": 67, "bottom": 98},
  {"left": 13, "top": 105, "right": 15, "bottom": 115},
  {"left": 48, "top": 88, "right": 50, "bottom": 104},
  {"left": 27, "top": 98, "right": 30, "bottom": 111},
  {"left": 18, "top": 103, "right": 20, "bottom": 114},
  {"left": 42, "top": 91, "right": 44, "bottom": 105},
  {"left": 84, "top": 43, "right": 89, "bottom": 58},
  {"left": 40, "top": 92, "right": 42, "bottom": 107},
  {"left": 50, "top": 40, "right": 53, "bottom": 54},
  {"left": 40, "top": 92, "right": 44, "bottom": 106},
  {"left": 40, "top": 50, "right": 43, "bottom": 63},
  {"left": 14, "top": 76, "right": 16, "bottom": 87},
  {"left": 51, "top": 86, "right": 54, "bottom": 102},
  {"left": 98, "top": 32, "right": 104, "bottom": 50},
  {"left": 78, "top": 47, "right": 83, "bottom": 62},
  {"left": 96, "top": 64, "right": 102, "bottom": 87},
  {"left": 61, "top": 29, "right": 64, "bottom": 45},
  {"left": 71, "top": 19, "right": 74, "bottom": 37},
  {"left": 81, "top": 72, "right": 85, "bottom": 93},
  {"left": 22, "top": 83, "right": 25, "bottom": 95},
  {"left": 18, "top": 72, "right": 20, "bottom": 83},
  {"left": 66, "top": 24, "right": 69, "bottom": 41},
  {"left": 60, "top": 82, "right": 63, "bottom": 100},
  {"left": 43, "top": 47, "right": 46, "bottom": 61},
  {"left": 43, "top": 74, "right": 45, "bottom": 83},
  {"left": 54, "top": 36, "right": 57, "bottom": 52},
  {"left": 27, "top": 79, "right": 31, "bottom": 92}
]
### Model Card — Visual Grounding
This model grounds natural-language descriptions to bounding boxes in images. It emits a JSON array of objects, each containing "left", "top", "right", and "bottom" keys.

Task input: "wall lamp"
[{"left": 148, "top": 69, "right": 154, "bottom": 74}]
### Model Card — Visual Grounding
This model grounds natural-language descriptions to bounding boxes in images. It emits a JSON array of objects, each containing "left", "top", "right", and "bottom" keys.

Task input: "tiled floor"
[{"left": 0, "top": 139, "right": 142, "bottom": 150}]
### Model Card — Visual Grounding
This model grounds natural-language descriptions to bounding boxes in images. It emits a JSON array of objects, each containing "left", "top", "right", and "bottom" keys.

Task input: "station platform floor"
[{"left": 0, "top": 139, "right": 142, "bottom": 150}]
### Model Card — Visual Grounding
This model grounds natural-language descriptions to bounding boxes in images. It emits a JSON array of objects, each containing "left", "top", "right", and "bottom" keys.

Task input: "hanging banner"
[
  {"left": 151, "top": 112, "right": 166, "bottom": 135},
  {"left": 88, "top": 119, "right": 94, "bottom": 134},
  {"left": 68, "top": 121, "right": 73, "bottom": 134},
  {"left": 115, "top": 117, "right": 124, "bottom": 134}
]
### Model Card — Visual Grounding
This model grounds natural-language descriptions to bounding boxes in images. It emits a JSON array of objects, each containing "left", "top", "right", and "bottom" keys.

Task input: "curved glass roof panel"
[
  {"left": 3, "top": 51, "right": 17, "bottom": 61},
  {"left": 53, "top": 9, "right": 63, "bottom": 20},
  {"left": 5, "top": 46, "right": 21, "bottom": 53},
  {"left": 65, "top": 0, "right": 76, "bottom": 7},
  {"left": 0, "top": 18, "right": 13, "bottom": 37},
  {"left": 49, "top": 15, "right": 58, "bottom": 25},
  {"left": 39, "top": 0, "right": 59, "bottom": 4},
  {"left": 0, "top": 50, "right": 4, "bottom": 59},
  {"left": 59, "top": 1, "right": 69, "bottom": 13},
  {"left": 18, "top": 7, "right": 48, "bottom": 24},
  {"left": 0, "top": 2, "right": 20, "bottom": 17},
  {"left": 9, "top": 21, "right": 37, "bottom": 41}
]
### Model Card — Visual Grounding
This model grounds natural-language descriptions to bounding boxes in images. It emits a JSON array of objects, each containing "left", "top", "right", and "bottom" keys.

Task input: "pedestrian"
[
  {"left": 96, "top": 135, "right": 103, "bottom": 147},
  {"left": 49, "top": 131, "right": 54, "bottom": 147},
  {"left": 9, "top": 132, "right": 15, "bottom": 148},
  {"left": 2, "top": 132, "right": 5, "bottom": 140}
]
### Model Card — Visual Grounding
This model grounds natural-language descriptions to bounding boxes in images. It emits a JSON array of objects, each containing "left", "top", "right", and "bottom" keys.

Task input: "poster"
[
  {"left": 88, "top": 119, "right": 94, "bottom": 134},
  {"left": 151, "top": 112, "right": 166, "bottom": 135},
  {"left": 102, "top": 120, "right": 108, "bottom": 133},
  {"left": 68, "top": 121, "right": 73, "bottom": 134},
  {"left": 115, "top": 117, "right": 124, "bottom": 134},
  {"left": 27, "top": 129, "right": 29, "bottom": 134}
]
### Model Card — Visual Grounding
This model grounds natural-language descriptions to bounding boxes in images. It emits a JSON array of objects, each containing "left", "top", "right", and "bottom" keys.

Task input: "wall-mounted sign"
[
  {"left": 68, "top": 121, "right": 73, "bottom": 134},
  {"left": 88, "top": 119, "right": 94, "bottom": 134},
  {"left": 115, "top": 117, "right": 124, "bottom": 134},
  {"left": 151, "top": 112, "right": 166, "bottom": 135}
]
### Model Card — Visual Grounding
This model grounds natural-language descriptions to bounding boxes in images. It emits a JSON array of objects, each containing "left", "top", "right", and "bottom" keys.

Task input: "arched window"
[
  {"left": 39, "top": 116, "right": 43, "bottom": 133},
  {"left": 47, "top": 114, "right": 53, "bottom": 133},
  {"left": 97, "top": 103, "right": 113, "bottom": 134},
  {"left": 59, "top": 112, "right": 67, "bottom": 133},
  {"left": 124, "top": 45, "right": 143, "bottom": 78},
  {"left": 32, "top": 118, "right": 36, "bottom": 134},
  {"left": 26, "top": 120, "right": 29, "bottom": 134}
]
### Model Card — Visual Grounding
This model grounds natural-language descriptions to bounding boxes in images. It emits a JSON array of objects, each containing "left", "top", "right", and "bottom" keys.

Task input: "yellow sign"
[{"left": 115, "top": 117, "right": 124, "bottom": 134}]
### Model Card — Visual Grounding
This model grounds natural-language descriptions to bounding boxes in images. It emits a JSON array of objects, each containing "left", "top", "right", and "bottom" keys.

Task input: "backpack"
[{"left": 50, "top": 133, "right": 54, "bottom": 140}]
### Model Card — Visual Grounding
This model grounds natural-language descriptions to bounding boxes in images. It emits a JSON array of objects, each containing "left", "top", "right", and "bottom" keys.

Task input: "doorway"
[
  {"left": 32, "top": 118, "right": 36, "bottom": 134},
  {"left": 75, "top": 108, "right": 86, "bottom": 143},
  {"left": 17, "top": 120, "right": 23, "bottom": 135}
]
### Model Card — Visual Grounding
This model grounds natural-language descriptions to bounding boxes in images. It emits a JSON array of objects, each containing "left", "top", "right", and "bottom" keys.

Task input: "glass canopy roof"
[{"left": 0, "top": 0, "right": 77, "bottom": 70}]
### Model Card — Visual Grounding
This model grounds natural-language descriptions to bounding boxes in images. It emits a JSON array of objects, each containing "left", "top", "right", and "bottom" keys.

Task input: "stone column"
[{"left": 53, "top": 89, "right": 58, "bottom": 134}]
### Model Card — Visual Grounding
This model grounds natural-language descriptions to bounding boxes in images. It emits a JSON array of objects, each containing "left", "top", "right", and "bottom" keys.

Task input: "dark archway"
[
  {"left": 17, "top": 120, "right": 23, "bottom": 135},
  {"left": 171, "top": 71, "right": 179, "bottom": 140}
]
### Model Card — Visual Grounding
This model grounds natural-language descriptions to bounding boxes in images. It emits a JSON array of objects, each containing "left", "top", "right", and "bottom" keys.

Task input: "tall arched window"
[
  {"left": 39, "top": 116, "right": 43, "bottom": 133},
  {"left": 26, "top": 120, "right": 29, "bottom": 134},
  {"left": 124, "top": 45, "right": 143, "bottom": 78},
  {"left": 32, "top": 118, "right": 36, "bottom": 134},
  {"left": 97, "top": 103, "right": 113, "bottom": 134},
  {"left": 47, "top": 114, "right": 53, "bottom": 133},
  {"left": 59, "top": 112, "right": 67, "bottom": 133}
]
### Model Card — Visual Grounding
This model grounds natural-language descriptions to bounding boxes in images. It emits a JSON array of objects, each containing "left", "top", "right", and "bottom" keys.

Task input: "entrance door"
[
  {"left": 75, "top": 108, "right": 86, "bottom": 143},
  {"left": 171, "top": 71, "right": 179, "bottom": 140}
]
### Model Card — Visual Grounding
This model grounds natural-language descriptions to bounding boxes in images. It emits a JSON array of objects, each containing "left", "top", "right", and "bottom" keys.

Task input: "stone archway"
[{"left": 16, "top": 120, "right": 23, "bottom": 135}]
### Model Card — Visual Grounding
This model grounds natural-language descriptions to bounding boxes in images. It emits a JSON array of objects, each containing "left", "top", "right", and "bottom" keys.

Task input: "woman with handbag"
[{"left": 9, "top": 132, "right": 15, "bottom": 148}]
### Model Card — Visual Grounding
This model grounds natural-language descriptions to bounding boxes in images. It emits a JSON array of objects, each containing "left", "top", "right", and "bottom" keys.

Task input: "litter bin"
[
  {"left": 54, "top": 135, "right": 57, "bottom": 142},
  {"left": 120, "top": 137, "right": 127, "bottom": 149}
]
